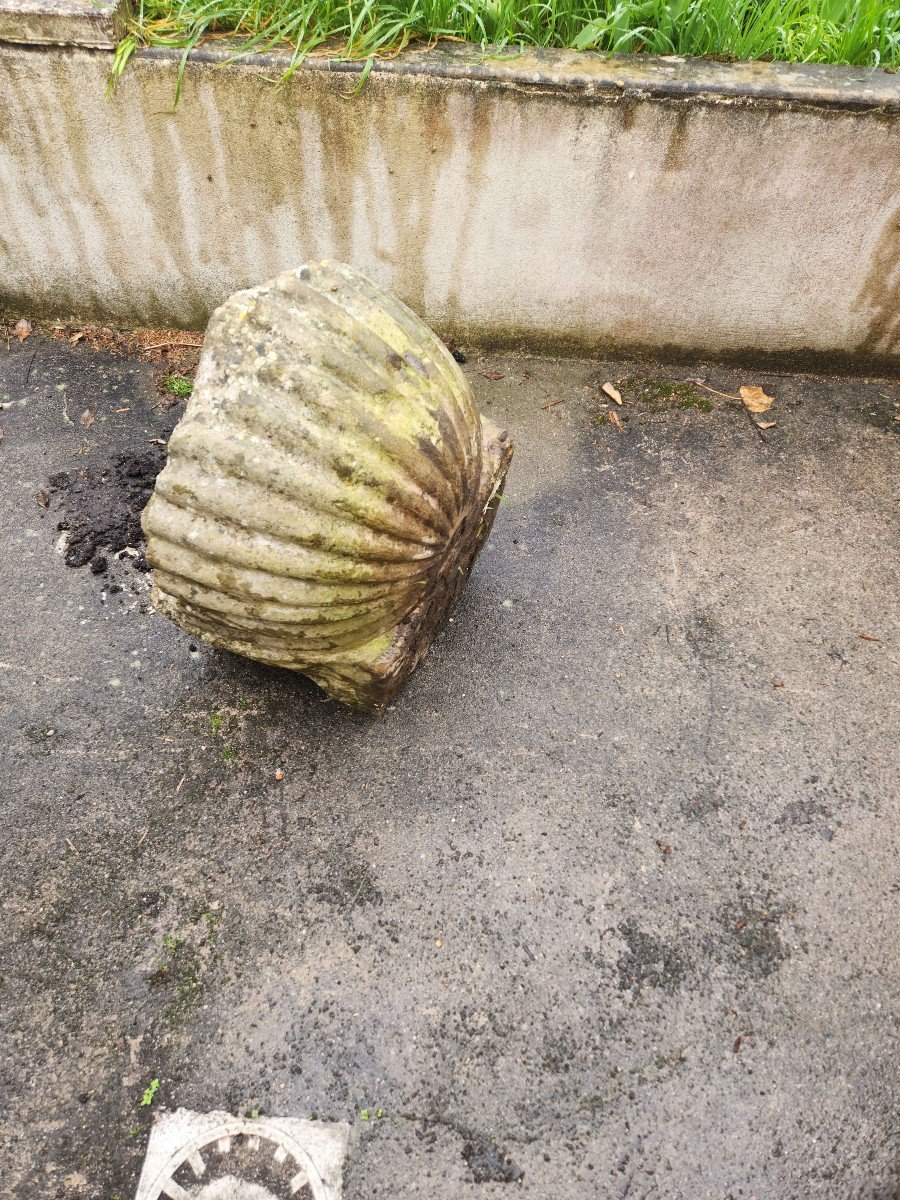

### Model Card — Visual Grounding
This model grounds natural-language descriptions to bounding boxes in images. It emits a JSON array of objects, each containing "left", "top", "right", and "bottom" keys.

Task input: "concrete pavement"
[{"left": 0, "top": 331, "right": 897, "bottom": 1199}]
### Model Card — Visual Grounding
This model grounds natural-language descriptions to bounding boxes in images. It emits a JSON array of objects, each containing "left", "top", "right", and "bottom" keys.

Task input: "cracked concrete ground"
[{"left": 0, "top": 333, "right": 897, "bottom": 1200}]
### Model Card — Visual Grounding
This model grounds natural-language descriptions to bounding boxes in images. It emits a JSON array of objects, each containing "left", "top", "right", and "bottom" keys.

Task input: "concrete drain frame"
[{"left": 135, "top": 1110, "right": 349, "bottom": 1200}]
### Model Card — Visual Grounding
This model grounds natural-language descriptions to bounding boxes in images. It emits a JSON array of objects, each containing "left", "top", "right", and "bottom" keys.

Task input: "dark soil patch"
[
  {"left": 718, "top": 895, "right": 791, "bottom": 978},
  {"left": 312, "top": 860, "right": 383, "bottom": 912},
  {"left": 541, "top": 1028, "right": 578, "bottom": 1074},
  {"left": 685, "top": 612, "right": 718, "bottom": 654},
  {"left": 680, "top": 782, "right": 724, "bottom": 820},
  {"left": 779, "top": 799, "right": 833, "bottom": 828},
  {"left": 462, "top": 1135, "right": 523, "bottom": 1184},
  {"left": 616, "top": 919, "right": 688, "bottom": 994},
  {"left": 47, "top": 449, "right": 166, "bottom": 571}
]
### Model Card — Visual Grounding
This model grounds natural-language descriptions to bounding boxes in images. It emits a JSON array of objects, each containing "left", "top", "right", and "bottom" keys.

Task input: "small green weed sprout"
[{"left": 164, "top": 375, "right": 193, "bottom": 398}]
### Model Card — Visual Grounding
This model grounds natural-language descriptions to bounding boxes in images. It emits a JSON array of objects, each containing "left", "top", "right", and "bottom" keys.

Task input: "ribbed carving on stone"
[{"left": 142, "top": 261, "right": 512, "bottom": 709}]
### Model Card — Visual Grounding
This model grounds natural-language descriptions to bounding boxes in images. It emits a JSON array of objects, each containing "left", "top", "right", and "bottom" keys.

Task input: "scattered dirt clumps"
[
  {"left": 718, "top": 895, "right": 791, "bottom": 978},
  {"left": 616, "top": 918, "right": 688, "bottom": 994},
  {"left": 48, "top": 448, "right": 166, "bottom": 572},
  {"left": 462, "top": 1136, "right": 524, "bottom": 1184},
  {"left": 312, "top": 859, "right": 383, "bottom": 912}
]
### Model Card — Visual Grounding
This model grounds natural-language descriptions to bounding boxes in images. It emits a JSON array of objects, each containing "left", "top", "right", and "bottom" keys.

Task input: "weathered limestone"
[{"left": 141, "top": 261, "right": 513, "bottom": 711}]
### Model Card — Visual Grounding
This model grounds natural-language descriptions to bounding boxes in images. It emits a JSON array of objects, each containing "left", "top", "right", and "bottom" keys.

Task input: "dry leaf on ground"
[
  {"left": 757, "top": 420, "right": 777, "bottom": 430},
  {"left": 609, "top": 410, "right": 625, "bottom": 432},
  {"left": 602, "top": 382, "right": 623, "bottom": 405},
  {"left": 14, "top": 318, "right": 32, "bottom": 343},
  {"left": 37, "top": 489, "right": 49, "bottom": 508},
  {"left": 79, "top": 409, "right": 95, "bottom": 427},
  {"left": 740, "top": 385, "right": 774, "bottom": 414},
  {"left": 481, "top": 370, "right": 504, "bottom": 381}
]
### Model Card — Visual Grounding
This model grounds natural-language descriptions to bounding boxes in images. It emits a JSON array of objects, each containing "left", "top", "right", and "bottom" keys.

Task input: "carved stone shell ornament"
[{"left": 141, "top": 262, "right": 513, "bottom": 711}]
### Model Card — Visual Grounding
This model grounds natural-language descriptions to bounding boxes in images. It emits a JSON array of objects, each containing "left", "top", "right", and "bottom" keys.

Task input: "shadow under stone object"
[{"left": 142, "top": 261, "right": 513, "bottom": 712}]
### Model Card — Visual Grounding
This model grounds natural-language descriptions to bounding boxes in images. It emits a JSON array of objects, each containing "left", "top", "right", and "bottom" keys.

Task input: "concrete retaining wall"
[{"left": 1, "top": 23, "right": 898, "bottom": 366}]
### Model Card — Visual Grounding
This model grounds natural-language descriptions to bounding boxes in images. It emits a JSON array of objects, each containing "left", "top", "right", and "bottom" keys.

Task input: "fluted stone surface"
[{"left": 142, "top": 261, "right": 513, "bottom": 710}]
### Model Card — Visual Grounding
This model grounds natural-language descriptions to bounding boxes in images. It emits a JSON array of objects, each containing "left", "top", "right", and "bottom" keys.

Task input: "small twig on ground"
[
  {"left": 541, "top": 398, "right": 566, "bottom": 410},
  {"left": 688, "top": 377, "right": 769, "bottom": 442},
  {"left": 136, "top": 827, "right": 149, "bottom": 848},
  {"left": 65, "top": 837, "right": 81, "bottom": 857},
  {"left": 23, "top": 349, "right": 36, "bottom": 387},
  {"left": 687, "top": 379, "right": 741, "bottom": 401},
  {"left": 141, "top": 338, "right": 203, "bottom": 352}
]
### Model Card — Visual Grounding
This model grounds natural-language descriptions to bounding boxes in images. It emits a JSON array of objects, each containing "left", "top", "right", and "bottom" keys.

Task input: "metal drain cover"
[{"left": 134, "top": 1110, "right": 349, "bottom": 1200}]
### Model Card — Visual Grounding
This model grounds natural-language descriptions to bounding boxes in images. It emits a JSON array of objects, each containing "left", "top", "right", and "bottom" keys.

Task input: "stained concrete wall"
[
  {"left": 0, "top": 0, "right": 123, "bottom": 48},
  {"left": 0, "top": 40, "right": 898, "bottom": 366}
]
